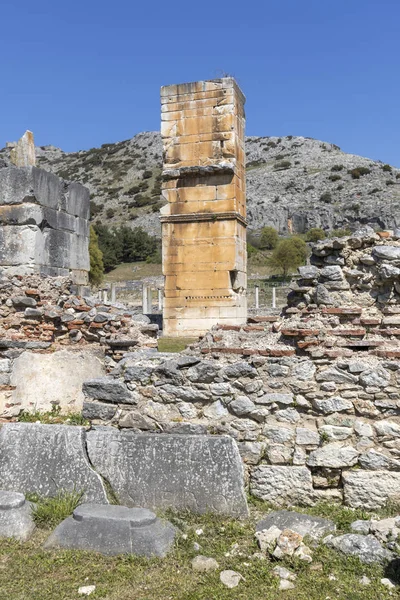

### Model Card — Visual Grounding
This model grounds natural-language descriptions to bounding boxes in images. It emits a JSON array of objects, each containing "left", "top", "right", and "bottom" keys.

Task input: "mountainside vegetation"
[{"left": 2, "top": 132, "right": 399, "bottom": 245}]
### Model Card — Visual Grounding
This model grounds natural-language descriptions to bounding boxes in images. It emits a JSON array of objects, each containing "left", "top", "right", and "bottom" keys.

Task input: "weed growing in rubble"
[{"left": 29, "top": 489, "right": 84, "bottom": 529}]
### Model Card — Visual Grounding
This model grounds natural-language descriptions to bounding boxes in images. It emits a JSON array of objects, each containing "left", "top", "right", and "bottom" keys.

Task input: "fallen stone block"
[
  {"left": 324, "top": 533, "right": 393, "bottom": 564},
  {"left": 86, "top": 430, "right": 248, "bottom": 517},
  {"left": 256, "top": 510, "right": 336, "bottom": 541},
  {"left": 0, "top": 490, "right": 35, "bottom": 541},
  {"left": 0, "top": 423, "right": 107, "bottom": 503},
  {"left": 44, "top": 503, "right": 175, "bottom": 557}
]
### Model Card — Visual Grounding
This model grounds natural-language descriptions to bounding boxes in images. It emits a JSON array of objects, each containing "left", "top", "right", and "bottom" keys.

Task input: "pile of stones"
[{"left": 0, "top": 273, "right": 158, "bottom": 350}]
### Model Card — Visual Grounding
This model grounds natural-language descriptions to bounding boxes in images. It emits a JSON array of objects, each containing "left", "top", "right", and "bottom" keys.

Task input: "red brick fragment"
[
  {"left": 329, "top": 328, "right": 366, "bottom": 336},
  {"left": 322, "top": 307, "right": 363, "bottom": 315},
  {"left": 243, "top": 325, "right": 265, "bottom": 332},
  {"left": 247, "top": 316, "right": 279, "bottom": 323},
  {"left": 281, "top": 328, "right": 320, "bottom": 337},
  {"left": 360, "top": 318, "right": 382, "bottom": 325}
]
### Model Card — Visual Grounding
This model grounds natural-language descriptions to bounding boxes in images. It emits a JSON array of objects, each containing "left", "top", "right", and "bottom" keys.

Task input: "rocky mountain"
[{"left": 2, "top": 132, "right": 400, "bottom": 237}]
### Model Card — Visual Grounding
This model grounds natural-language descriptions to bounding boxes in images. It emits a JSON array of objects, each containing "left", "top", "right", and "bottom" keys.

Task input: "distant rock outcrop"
[{"left": 1, "top": 132, "right": 399, "bottom": 236}]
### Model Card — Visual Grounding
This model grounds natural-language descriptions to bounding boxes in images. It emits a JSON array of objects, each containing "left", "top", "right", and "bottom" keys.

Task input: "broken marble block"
[
  {"left": 0, "top": 490, "right": 35, "bottom": 541},
  {"left": 44, "top": 503, "right": 176, "bottom": 557}
]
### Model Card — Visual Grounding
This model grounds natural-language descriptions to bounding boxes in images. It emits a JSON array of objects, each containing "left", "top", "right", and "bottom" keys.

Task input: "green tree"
[
  {"left": 268, "top": 237, "right": 307, "bottom": 276},
  {"left": 259, "top": 226, "right": 279, "bottom": 250},
  {"left": 89, "top": 226, "right": 104, "bottom": 286},
  {"left": 305, "top": 227, "right": 326, "bottom": 242}
]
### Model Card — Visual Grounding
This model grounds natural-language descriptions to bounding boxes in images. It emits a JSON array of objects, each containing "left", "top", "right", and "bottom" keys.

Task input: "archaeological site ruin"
[
  {"left": 160, "top": 78, "right": 247, "bottom": 336},
  {"left": 3, "top": 79, "right": 400, "bottom": 565}
]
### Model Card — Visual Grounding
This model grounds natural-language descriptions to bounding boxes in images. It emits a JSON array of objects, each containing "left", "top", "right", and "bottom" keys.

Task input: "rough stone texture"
[
  {"left": 324, "top": 533, "right": 393, "bottom": 564},
  {"left": 9, "top": 131, "right": 36, "bottom": 167},
  {"left": 0, "top": 424, "right": 107, "bottom": 502},
  {"left": 307, "top": 444, "right": 359, "bottom": 468},
  {"left": 10, "top": 349, "right": 104, "bottom": 413},
  {"left": 44, "top": 503, "right": 175, "bottom": 557},
  {"left": 0, "top": 490, "right": 35, "bottom": 541},
  {"left": 256, "top": 510, "right": 335, "bottom": 541},
  {"left": 161, "top": 78, "right": 247, "bottom": 336},
  {"left": 87, "top": 430, "right": 248, "bottom": 516},
  {"left": 250, "top": 466, "right": 315, "bottom": 506},
  {"left": 81, "top": 231, "right": 400, "bottom": 508},
  {"left": 0, "top": 166, "right": 90, "bottom": 283},
  {"left": 343, "top": 471, "right": 400, "bottom": 509}
]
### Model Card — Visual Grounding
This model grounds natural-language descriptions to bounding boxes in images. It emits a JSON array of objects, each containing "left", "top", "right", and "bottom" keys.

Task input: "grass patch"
[
  {"left": 158, "top": 337, "right": 198, "bottom": 353},
  {"left": 104, "top": 261, "right": 162, "bottom": 282},
  {"left": 0, "top": 507, "right": 397, "bottom": 599},
  {"left": 30, "top": 490, "right": 84, "bottom": 529},
  {"left": 18, "top": 407, "right": 88, "bottom": 426}
]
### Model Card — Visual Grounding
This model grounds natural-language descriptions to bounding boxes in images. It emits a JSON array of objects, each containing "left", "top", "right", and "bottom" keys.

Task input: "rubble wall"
[
  {"left": 0, "top": 166, "right": 90, "bottom": 283},
  {"left": 82, "top": 228, "right": 400, "bottom": 509},
  {"left": 0, "top": 273, "right": 158, "bottom": 417}
]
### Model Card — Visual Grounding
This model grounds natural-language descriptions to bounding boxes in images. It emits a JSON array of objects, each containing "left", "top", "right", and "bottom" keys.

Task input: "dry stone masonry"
[
  {"left": 161, "top": 78, "right": 247, "bottom": 336},
  {"left": 82, "top": 228, "right": 400, "bottom": 509},
  {"left": 0, "top": 163, "right": 89, "bottom": 282},
  {"left": 0, "top": 273, "right": 158, "bottom": 417}
]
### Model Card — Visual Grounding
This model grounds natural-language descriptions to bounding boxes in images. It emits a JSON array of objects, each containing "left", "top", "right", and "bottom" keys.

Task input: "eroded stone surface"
[
  {"left": 324, "top": 533, "right": 393, "bottom": 564},
  {"left": 343, "top": 470, "right": 400, "bottom": 509},
  {"left": 256, "top": 510, "right": 336, "bottom": 541},
  {"left": 0, "top": 424, "right": 107, "bottom": 503},
  {"left": 86, "top": 430, "right": 248, "bottom": 516},
  {"left": 0, "top": 490, "right": 35, "bottom": 541},
  {"left": 45, "top": 503, "right": 175, "bottom": 557},
  {"left": 250, "top": 466, "right": 315, "bottom": 506}
]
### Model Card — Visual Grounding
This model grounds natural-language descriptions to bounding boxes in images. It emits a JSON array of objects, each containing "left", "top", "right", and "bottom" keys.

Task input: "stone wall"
[
  {"left": 82, "top": 228, "right": 400, "bottom": 509},
  {"left": 0, "top": 273, "right": 158, "bottom": 418},
  {"left": 0, "top": 165, "right": 90, "bottom": 283},
  {"left": 160, "top": 78, "right": 247, "bottom": 336}
]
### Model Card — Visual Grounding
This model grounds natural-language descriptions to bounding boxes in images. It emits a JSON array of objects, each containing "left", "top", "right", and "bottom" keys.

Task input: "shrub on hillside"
[
  {"left": 305, "top": 227, "right": 326, "bottom": 242},
  {"left": 259, "top": 226, "right": 279, "bottom": 249},
  {"left": 348, "top": 167, "right": 371, "bottom": 179},
  {"left": 320, "top": 192, "right": 333, "bottom": 203},
  {"left": 89, "top": 226, "right": 104, "bottom": 286},
  {"left": 274, "top": 160, "right": 291, "bottom": 170},
  {"left": 267, "top": 237, "right": 307, "bottom": 276}
]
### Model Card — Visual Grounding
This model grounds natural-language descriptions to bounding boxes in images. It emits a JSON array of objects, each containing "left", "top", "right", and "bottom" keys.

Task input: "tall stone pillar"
[{"left": 160, "top": 78, "right": 247, "bottom": 337}]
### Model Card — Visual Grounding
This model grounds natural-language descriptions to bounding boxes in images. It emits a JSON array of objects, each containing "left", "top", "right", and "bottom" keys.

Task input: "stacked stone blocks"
[
  {"left": 161, "top": 78, "right": 247, "bottom": 336},
  {"left": 0, "top": 166, "right": 90, "bottom": 283}
]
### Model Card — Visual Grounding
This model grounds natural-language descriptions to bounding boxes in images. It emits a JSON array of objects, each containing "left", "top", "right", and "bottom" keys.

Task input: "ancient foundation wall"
[
  {"left": 0, "top": 166, "right": 90, "bottom": 283},
  {"left": 0, "top": 273, "right": 158, "bottom": 418},
  {"left": 161, "top": 78, "right": 247, "bottom": 336},
  {"left": 82, "top": 228, "right": 400, "bottom": 509}
]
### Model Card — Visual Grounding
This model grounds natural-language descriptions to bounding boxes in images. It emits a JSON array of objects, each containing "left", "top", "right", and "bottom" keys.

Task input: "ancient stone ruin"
[
  {"left": 161, "top": 78, "right": 247, "bottom": 336},
  {"left": 8, "top": 130, "right": 36, "bottom": 168},
  {"left": 82, "top": 227, "right": 400, "bottom": 510},
  {"left": 0, "top": 145, "right": 159, "bottom": 418},
  {"left": 0, "top": 161, "right": 89, "bottom": 283},
  {"left": 3, "top": 82, "right": 400, "bottom": 563}
]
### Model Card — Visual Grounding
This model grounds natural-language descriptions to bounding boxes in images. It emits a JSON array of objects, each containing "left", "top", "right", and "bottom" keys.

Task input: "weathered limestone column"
[{"left": 160, "top": 78, "right": 247, "bottom": 337}]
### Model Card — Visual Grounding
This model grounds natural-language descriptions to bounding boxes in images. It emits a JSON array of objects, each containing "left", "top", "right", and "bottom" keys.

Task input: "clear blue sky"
[{"left": 2, "top": 0, "right": 399, "bottom": 165}]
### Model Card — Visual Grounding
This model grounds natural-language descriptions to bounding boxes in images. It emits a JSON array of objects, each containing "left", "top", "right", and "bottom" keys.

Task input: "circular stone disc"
[
  {"left": 0, "top": 490, "right": 26, "bottom": 510},
  {"left": 73, "top": 503, "right": 156, "bottom": 527}
]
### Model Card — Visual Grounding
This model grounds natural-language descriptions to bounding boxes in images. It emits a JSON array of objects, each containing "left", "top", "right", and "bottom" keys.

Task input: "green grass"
[
  {"left": 18, "top": 407, "right": 89, "bottom": 426},
  {"left": 0, "top": 505, "right": 397, "bottom": 600},
  {"left": 158, "top": 337, "right": 198, "bottom": 353},
  {"left": 104, "top": 261, "right": 162, "bottom": 282},
  {"left": 29, "top": 490, "right": 84, "bottom": 530}
]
